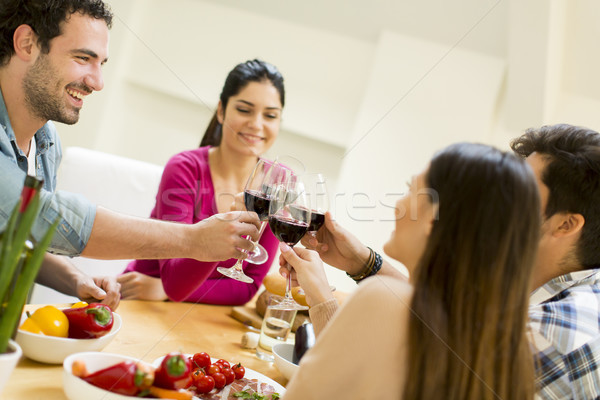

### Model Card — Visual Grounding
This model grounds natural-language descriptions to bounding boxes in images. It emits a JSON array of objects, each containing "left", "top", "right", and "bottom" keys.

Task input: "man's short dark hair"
[
  {"left": 511, "top": 124, "right": 600, "bottom": 270},
  {"left": 0, "top": 0, "right": 113, "bottom": 66}
]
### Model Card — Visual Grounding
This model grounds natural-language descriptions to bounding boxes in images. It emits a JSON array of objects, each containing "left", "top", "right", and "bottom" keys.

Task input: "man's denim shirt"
[{"left": 0, "top": 89, "right": 96, "bottom": 256}]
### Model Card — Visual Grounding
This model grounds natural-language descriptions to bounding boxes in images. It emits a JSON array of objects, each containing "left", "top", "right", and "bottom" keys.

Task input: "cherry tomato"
[
  {"left": 191, "top": 368, "right": 205, "bottom": 387},
  {"left": 206, "top": 364, "right": 221, "bottom": 376},
  {"left": 195, "top": 375, "right": 215, "bottom": 394},
  {"left": 221, "top": 367, "right": 235, "bottom": 385},
  {"left": 192, "top": 352, "right": 211, "bottom": 370},
  {"left": 215, "top": 359, "right": 230, "bottom": 369},
  {"left": 232, "top": 363, "right": 245, "bottom": 380},
  {"left": 212, "top": 372, "right": 226, "bottom": 389}
]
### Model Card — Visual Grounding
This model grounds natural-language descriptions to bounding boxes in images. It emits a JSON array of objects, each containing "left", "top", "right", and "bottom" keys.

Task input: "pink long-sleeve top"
[{"left": 123, "top": 146, "right": 278, "bottom": 305}]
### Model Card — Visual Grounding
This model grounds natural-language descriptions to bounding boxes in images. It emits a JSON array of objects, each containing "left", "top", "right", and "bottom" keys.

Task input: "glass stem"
[
  {"left": 284, "top": 247, "right": 294, "bottom": 301},
  {"left": 231, "top": 222, "right": 268, "bottom": 272},
  {"left": 232, "top": 258, "right": 244, "bottom": 272},
  {"left": 233, "top": 233, "right": 253, "bottom": 271},
  {"left": 250, "top": 221, "right": 268, "bottom": 248},
  {"left": 259, "top": 220, "right": 268, "bottom": 236}
]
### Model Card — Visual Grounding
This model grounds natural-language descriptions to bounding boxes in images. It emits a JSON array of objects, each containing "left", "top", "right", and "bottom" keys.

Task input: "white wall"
[{"left": 54, "top": 0, "right": 600, "bottom": 295}]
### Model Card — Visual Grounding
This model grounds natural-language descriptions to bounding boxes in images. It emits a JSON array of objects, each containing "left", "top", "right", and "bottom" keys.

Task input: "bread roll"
[{"left": 262, "top": 274, "right": 308, "bottom": 306}]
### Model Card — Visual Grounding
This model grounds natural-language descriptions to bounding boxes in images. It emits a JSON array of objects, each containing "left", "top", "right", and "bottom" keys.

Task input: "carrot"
[
  {"left": 148, "top": 386, "right": 193, "bottom": 400},
  {"left": 71, "top": 359, "right": 88, "bottom": 378}
]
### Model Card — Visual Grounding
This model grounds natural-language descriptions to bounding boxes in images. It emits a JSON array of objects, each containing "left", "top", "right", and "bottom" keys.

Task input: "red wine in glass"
[
  {"left": 244, "top": 189, "right": 272, "bottom": 221},
  {"left": 268, "top": 215, "right": 309, "bottom": 246},
  {"left": 290, "top": 205, "right": 326, "bottom": 232}
]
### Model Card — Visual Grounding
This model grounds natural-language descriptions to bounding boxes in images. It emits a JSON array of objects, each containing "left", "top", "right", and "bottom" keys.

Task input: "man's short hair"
[
  {"left": 0, "top": 0, "right": 113, "bottom": 66},
  {"left": 511, "top": 124, "right": 600, "bottom": 269}
]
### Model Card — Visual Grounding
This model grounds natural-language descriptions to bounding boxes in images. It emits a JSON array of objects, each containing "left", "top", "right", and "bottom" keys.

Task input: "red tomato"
[
  {"left": 221, "top": 368, "right": 235, "bottom": 385},
  {"left": 191, "top": 368, "right": 205, "bottom": 387},
  {"left": 195, "top": 375, "right": 215, "bottom": 394},
  {"left": 232, "top": 363, "right": 245, "bottom": 380},
  {"left": 212, "top": 372, "right": 226, "bottom": 389},
  {"left": 184, "top": 374, "right": 194, "bottom": 389},
  {"left": 206, "top": 364, "right": 221, "bottom": 376},
  {"left": 192, "top": 352, "right": 211, "bottom": 370},
  {"left": 215, "top": 359, "right": 230, "bottom": 370}
]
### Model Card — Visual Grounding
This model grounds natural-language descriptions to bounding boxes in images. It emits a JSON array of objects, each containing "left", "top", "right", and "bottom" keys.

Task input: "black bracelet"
[
  {"left": 347, "top": 247, "right": 383, "bottom": 283},
  {"left": 371, "top": 250, "right": 383, "bottom": 275}
]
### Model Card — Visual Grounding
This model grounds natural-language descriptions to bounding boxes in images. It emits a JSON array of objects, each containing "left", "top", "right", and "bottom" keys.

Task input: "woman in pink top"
[{"left": 118, "top": 60, "right": 284, "bottom": 304}]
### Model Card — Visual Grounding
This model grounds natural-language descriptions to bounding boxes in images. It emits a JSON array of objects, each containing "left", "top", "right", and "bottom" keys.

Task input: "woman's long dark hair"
[
  {"left": 200, "top": 59, "right": 285, "bottom": 147},
  {"left": 403, "top": 143, "right": 540, "bottom": 400}
]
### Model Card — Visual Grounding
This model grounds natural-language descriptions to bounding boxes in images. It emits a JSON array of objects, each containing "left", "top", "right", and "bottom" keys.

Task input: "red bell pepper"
[
  {"left": 82, "top": 360, "right": 154, "bottom": 396},
  {"left": 62, "top": 303, "right": 113, "bottom": 339},
  {"left": 154, "top": 352, "right": 192, "bottom": 390}
]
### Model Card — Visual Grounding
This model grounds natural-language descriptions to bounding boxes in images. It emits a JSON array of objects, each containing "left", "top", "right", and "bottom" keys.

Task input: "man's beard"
[{"left": 22, "top": 53, "right": 80, "bottom": 125}]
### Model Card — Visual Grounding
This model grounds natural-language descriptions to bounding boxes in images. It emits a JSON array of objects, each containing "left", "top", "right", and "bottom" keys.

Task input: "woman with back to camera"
[
  {"left": 279, "top": 143, "right": 540, "bottom": 399},
  {"left": 118, "top": 60, "right": 284, "bottom": 304}
]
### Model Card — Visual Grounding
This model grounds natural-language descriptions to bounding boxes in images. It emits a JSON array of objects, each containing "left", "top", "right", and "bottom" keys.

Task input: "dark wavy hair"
[
  {"left": 404, "top": 143, "right": 540, "bottom": 400},
  {"left": 200, "top": 59, "right": 285, "bottom": 147},
  {"left": 0, "top": 0, "right": 113, "bottom": 66},
  {"left": 511, "top": 124, "right": 600, "bottom": 270}
]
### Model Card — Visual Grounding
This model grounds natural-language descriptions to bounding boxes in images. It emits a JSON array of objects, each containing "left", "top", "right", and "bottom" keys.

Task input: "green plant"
[{"left": 0, "top": 188, "right": 58, "bottom": 353}]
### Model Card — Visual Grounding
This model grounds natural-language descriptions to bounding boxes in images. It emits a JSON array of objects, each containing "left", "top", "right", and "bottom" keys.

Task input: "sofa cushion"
[{"left": 30, "top": 147, "right": 163, "bottom": 304}]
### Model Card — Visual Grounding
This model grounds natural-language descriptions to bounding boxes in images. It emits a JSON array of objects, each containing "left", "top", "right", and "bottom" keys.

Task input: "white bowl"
[
  {"left": 63, "top": 352, "right": 144, "bottom": 400},
  {"left": 15, "top": 312, "right": 121, "bottom": 364},
  {"left": 272, "top": 343, "right": 299, "bottom": 381}
]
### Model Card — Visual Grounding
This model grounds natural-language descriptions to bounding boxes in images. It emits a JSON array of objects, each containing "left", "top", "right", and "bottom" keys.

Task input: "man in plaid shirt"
[{"left": 511, "top": 124, "right": 600, "bottom": 399}]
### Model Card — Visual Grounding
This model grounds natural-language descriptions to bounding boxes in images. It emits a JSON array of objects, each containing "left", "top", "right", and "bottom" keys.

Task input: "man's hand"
[
  {"left": 301, "top": 212, "right": 370, "bottom": 275},
  {"left": 75, "top": 275, "right": 121, "bottom": 311},
  {"left": 36, "top": 254, "right": 121, "bottom": 310},
  {"left": 278, "top": 243, "right": 334, "bottom": 307},
  {"left": 117, "top": 272, "right": 167, "bottom": 301},
  {"left": 191, "top": 211, "right": 261, "bottom": 261}
]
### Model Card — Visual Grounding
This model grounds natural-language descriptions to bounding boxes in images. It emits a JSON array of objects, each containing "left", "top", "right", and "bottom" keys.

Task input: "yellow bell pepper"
[
  {"left": 20, "top": 305, "right": 69, "bottom": 337},
  {"left": 71, "top": 301, "right": 88, "bottom": 309},
  {"left": 19, "top": 317, "right": 44, "bottom": 334}
]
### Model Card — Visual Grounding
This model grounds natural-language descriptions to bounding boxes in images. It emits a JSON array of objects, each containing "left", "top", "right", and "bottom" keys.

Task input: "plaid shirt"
[{"left": 529, "top": 268, "right": 600, "bottom": 399}]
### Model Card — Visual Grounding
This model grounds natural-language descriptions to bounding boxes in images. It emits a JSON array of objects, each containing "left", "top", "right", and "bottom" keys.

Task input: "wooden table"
[{"left": 3, "top": 300, "right": 287, "bottom": 399}]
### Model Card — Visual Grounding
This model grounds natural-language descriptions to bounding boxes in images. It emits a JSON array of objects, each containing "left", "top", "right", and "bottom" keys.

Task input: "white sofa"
[{"left": 29, "top": 147, "right": 164, "bottom": 304}]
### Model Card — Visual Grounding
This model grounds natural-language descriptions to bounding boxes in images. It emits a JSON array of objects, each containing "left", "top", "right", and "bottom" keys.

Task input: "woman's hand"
[
  {"left": 117, "top": 272, "right": 168, "bottom": 301},
  {"left": 301, "top": 212, "right": 370, "bottom": 276},
  {"left": 278, "top": 243, "right": 334, "bottom": 307}
]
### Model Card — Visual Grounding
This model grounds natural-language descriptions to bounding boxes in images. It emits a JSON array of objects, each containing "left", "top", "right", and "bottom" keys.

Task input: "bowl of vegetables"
[
  {"left": 64, "top": 350, "right": 283, "bottom": 399},
  {"left": 15, "top": 303, "right": 121, "bottom": 364}
]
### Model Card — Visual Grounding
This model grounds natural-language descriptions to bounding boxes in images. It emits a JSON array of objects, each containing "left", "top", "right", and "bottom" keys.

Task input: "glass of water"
[{"left": 256, "top": 295, "right": 297, "bottom": 362}]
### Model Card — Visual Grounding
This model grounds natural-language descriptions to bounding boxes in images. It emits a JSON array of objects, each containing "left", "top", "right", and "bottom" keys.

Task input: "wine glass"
[
  {"left": 268, "top": 174, "right": 311, "bottom": 310},
  {"left": 217, "top": 158, "right": 279, "bottom": 283},
  {"left": 301, "top": 173, "right": 329, "bottom": 239},
  {"left": 242, "top": 159, "right": 280, "bottom": 265},
  {"left": 293, "top": 173, "right": 336, "bottom": 293}
]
